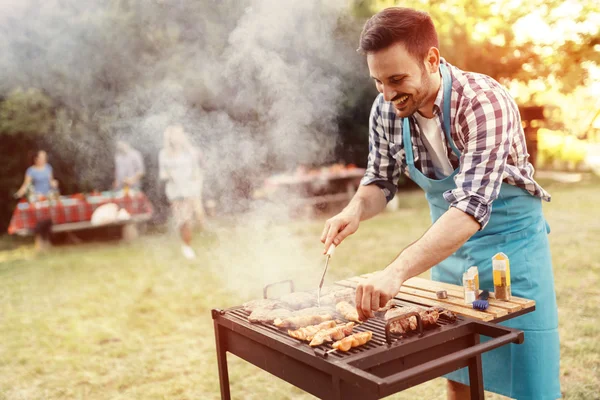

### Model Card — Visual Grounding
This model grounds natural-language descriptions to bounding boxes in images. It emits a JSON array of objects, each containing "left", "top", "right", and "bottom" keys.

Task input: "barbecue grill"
[{"left": 212, "top": 283, "right": 529, "bottom": 400}]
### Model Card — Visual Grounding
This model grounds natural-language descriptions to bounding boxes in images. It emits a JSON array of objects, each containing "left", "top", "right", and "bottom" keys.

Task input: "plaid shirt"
[{"left": 361, "top": 59, "right": 550, "bottom": 229}]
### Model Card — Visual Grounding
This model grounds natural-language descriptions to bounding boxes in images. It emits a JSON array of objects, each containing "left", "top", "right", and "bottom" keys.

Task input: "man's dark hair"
[{"left": 358, "top": 7, "right": 439, "bottom": 62}]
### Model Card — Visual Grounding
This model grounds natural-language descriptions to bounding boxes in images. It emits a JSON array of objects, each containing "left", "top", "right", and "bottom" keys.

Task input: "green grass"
[{"left": 0, "top": 174, "right": 599, "bottom": 399}]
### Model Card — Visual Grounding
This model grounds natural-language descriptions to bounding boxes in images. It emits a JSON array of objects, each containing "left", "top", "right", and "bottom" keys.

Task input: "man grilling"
[{"left": 321, "top": 7, "right": 560, "bottom": 400}]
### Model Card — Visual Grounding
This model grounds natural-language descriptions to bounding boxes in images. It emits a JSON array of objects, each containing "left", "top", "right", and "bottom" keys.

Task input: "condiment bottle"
[{"left": 493, "top": 252, "right": 511, "bottom": 301}]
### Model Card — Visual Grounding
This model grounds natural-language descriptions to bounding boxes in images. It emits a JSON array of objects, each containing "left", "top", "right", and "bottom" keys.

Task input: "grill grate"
[{"left": 227, "top": 302, "right": 462, "bottom": 360}]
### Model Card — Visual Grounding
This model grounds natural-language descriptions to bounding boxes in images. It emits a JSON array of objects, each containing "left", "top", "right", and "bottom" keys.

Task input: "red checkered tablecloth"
[{"left": 8, "top": 192, "right": 154, "bottom": 235}]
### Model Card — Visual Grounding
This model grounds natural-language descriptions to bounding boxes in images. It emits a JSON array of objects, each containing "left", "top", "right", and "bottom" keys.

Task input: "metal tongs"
[{"left": 317, "top": 244, "right": 336, "bottom": 307}]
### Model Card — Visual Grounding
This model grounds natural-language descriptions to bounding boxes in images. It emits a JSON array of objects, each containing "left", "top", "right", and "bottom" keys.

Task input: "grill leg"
[
  {"left": 468, "top": 334, "right": 484, "bottom": 400},
  {"left": 214, "top": 321, "right": 231, "bottom": 400},
  {"left": 332, "top": 376, "right": 342, "bottom": 400}
]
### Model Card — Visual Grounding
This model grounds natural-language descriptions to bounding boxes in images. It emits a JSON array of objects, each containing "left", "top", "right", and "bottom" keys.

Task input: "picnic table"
[
  {"left": 8, "top": 191, "right": 154, "bottom": 239},
  {"left": 256, "top": 164, "right": 366, "bottom": 216}
]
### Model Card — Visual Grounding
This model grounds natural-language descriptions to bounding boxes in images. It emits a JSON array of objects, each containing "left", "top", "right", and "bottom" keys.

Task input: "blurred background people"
[
  {"left": 15, "top": 150, "right": 58, "bottom": 199},
  {"left": 113, "top": 139, "right": 145, "bottom": 191},
  {"left": 159, "top": 125, "right": 205, "bottom": 259},
  {"left": 14, "top": 150, "right": 58, "bottom": 252}
]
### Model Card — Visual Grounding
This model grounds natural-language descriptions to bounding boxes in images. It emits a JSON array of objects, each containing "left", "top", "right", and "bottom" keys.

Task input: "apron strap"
[{"left": 440, "top": 63, "right": 461, "bottom": 158}]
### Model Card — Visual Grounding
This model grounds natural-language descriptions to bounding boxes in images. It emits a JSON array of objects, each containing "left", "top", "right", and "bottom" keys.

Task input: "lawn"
[{"left": 0, "top": 175, "right": 599, "bottom": 400}]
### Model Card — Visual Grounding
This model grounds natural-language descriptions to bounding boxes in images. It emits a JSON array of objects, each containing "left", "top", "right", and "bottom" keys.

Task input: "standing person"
[
  {"left": 113, "top": 139, "right": 145, "bottom": 191},
  {"left": 14, "top": 150, "right": 59, "bottom": 251},
  {"left": 15, "top": 150, "right": 58, "bottom": 198},
  {"left": 321, "top": 8, "right": 560, "bottom": 400},
  {"left": 159, "top": 124, "right": 203, "bottom": 260}
]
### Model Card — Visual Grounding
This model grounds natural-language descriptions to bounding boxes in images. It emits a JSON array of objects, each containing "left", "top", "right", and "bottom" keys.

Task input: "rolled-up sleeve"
[
  {"left": 360, "top": 96, "right": 401, "bottom": 203},
  {"left": 443, "top": 91, "right": 517, "bottom": 229}
]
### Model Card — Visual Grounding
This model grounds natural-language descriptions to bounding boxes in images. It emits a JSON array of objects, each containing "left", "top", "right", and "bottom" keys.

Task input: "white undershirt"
[{"left": 414, "top": 112, "right": 454, "bottom": 178}]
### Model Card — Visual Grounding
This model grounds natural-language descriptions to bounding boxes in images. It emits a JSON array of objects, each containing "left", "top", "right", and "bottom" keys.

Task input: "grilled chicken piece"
[
  {"left": 385, "top": 306, "right": 453, "bottom": 334},
  {"left": 243, "top": 299, "right": 286, "bottom": 313},
  {"left": 332, "top": 331, "right": 373, "bottom": 351},
  {"left": 293, "top": 306, "right": 336, "bottom": 317},
  {"left": 309, "top": 322, "right": 354, "bottom": 347},
  {"left": 384, "top": 306, "right": 424, "bottom": 334},
  {"left": 248, "top": 308, "right": 292, "bottom": 324},
  {"left": 417, "top": 307, "right": 456, "bottom": 326},
  {"left": 319, "top": 288, "right": 356, "bottom": 306},
  {"left": 279, "top": 292, "right": 315, "bottom": 310},
  {"left": 274, "top": 314, "right": 333, "bottom": 330},
  {"left": 287, "top": 320, "right": 337, "bottom": 341},
  {"left": 335, "top": 301, "right": 361, "bottom": 323}
]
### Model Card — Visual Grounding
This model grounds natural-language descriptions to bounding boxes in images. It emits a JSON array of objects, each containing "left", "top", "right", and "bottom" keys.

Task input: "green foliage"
[
  {"left": 0, "top": 88, "right": 54, "bottom": 136},
  {"left": 537, "top": 128, "right": 589, "bottom": 170},
  {"left": 351, "top": 0, "right": 600, "bottom": 93}
]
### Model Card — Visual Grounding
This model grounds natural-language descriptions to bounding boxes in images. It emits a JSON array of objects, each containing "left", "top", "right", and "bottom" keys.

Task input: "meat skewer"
[
  {"left": 309, "top": 322, "right": 354, "bottom": 347},
  {"left": 384, "top": 306, "right": 456, "bottom": 334},
  {"left": 287, "top": 320, "right": 337, "bottom": 341},
  {"left": 385, "top": 306, "right": 422, "bottom": 334},
  {"left": 331, "top": 331, "right": 373, "bottom": 352},
  {"left": 335, "top": 301, "right": 361, "bottom": 323},
  {"left": 274, "top": 314, "right": 333, "bottom": 330}
]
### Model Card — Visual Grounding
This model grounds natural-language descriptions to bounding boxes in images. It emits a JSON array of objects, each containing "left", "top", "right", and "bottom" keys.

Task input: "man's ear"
[{"left": 425, "top": 47, "right": 440, "bottom": 73}]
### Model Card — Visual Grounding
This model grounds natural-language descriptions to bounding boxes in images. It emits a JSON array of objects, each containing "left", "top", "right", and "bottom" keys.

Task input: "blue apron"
[{"left": 401, "top": 64, "right": 561, "bottom": 399}]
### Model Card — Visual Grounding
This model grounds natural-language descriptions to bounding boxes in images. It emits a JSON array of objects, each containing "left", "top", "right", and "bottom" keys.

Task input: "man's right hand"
[{"left": 320, "top": 211, "right": 360, "bottom": 254}]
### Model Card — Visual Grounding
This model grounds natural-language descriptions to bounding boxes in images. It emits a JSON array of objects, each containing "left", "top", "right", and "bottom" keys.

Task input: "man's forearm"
[
  {"left": 344, "top": 184, "right": 388, "bottom": 221},
  {"left": 389, "top": 207, "right": 480, "bottom": 282}
]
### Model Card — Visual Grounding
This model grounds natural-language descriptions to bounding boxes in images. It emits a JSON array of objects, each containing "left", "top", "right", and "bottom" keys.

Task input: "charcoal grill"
[{"left": 212, "top": 286, "right": 527, "bottom": 400}]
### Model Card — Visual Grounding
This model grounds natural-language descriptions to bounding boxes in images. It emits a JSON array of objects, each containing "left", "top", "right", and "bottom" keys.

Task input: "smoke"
[{"left": 0, "top": 0, "right": 368, "bottom": 295}]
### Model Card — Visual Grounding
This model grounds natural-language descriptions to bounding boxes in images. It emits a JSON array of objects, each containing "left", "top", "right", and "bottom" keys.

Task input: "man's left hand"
[{"left": 355, "top": 267, "right": 404, "bottom": 320}]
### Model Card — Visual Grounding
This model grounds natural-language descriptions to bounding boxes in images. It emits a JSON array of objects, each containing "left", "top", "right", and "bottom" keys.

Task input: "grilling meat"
[
  {"left": 309, "top": 322, "right": 355, "bottom": 347},
  {"left": 243, "top": 298, "right": 287, "bottom": 313},
  {"left": 274, "top": 314, "right": 333, "bottom": 330},
  {"left": 335, "top": 301, "right": 361, "bottom": 323},
  {"left": 320, "top": 288, "right": 355, "bottom": 306},
  {"left": 249, "top": 308, "right": 293, "bottom": 324},
  {"left": 385, "top": 306, "right": 456, "bottom": 334},
  {"left": 279, "top": 292, "right": 315, "bottom": 310},
  {"left": 385, "top": 306, "right": 424, "bottom": 334},
  {"left": 287, "top": 320, "right": 337, "bottom": 341},
  {"left": 293, "top": 306, "right": 336, "bottom": 317},
  {"left": 332, "top": 331, "right": 373, "bottom": 351}
]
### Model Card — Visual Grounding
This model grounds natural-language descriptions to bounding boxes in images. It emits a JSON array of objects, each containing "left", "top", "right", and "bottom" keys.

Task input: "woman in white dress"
[{"left": 159, "top": 125, "right": 205, "bottom": 259}]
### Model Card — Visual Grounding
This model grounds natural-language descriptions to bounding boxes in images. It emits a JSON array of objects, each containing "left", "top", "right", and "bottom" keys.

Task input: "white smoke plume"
[{"left": 0, "top": 0, "right": 370, "bottom": 295}]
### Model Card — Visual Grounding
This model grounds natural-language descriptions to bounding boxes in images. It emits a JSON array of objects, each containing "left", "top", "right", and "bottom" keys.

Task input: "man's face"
[{"left": 367, "top": 42, "right": 432, "bottom": 118}]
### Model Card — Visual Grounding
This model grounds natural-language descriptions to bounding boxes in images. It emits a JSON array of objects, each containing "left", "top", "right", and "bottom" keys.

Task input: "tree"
[{"left": 352, "top": 0, "right": 600, "bottom": 94}]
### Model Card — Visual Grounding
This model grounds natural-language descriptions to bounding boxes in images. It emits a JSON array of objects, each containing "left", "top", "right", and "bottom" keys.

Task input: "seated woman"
[
  {"left": 14, "top": 150, "right": 59, "bottom": 251},
  {"left": 15, "top": 150, "right": 58, "bottom": 198}
]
